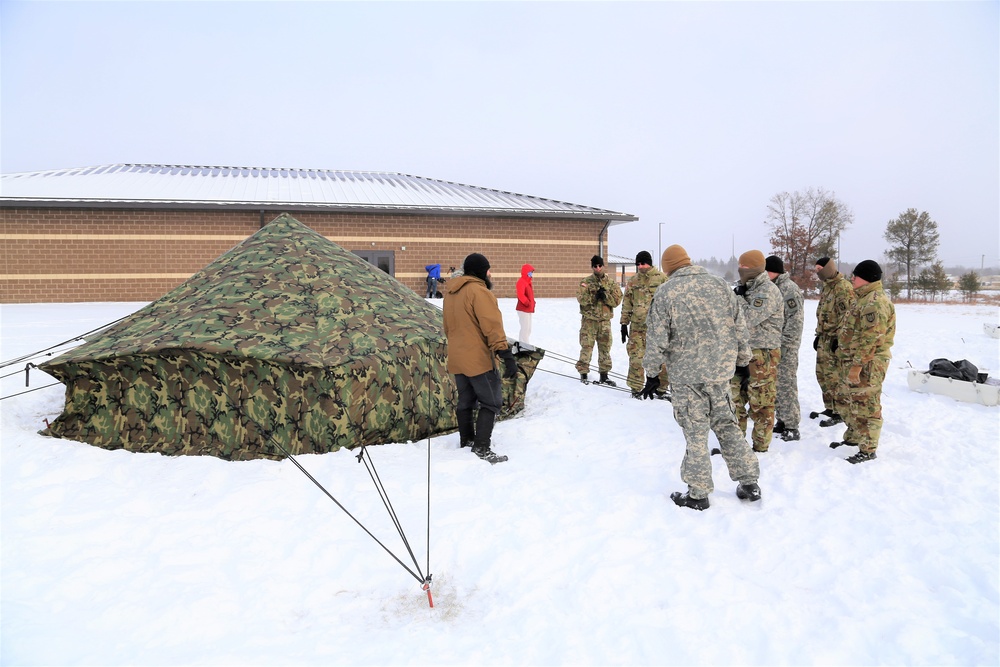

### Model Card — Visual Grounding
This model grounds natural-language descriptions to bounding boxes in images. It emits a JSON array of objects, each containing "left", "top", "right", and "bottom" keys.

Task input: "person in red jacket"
[{"left": 515, "top": 263, "right": 536, "bottom": 344}]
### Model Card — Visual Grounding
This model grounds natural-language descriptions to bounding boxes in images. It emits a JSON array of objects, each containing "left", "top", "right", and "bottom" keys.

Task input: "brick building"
[{"left": 0, "top": 164, "right": 637, "bottom": 304}]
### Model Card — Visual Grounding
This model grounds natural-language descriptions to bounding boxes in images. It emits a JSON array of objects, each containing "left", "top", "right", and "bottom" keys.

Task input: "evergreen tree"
[
  {"left": 915, "top": 262, "right": 951, "bottom": 301},
  {"left": 957, "top": 271, "right": 982, "bottom": 302},
  {"left": 884, "top": 209, "right": 940, "bottom": 299}
]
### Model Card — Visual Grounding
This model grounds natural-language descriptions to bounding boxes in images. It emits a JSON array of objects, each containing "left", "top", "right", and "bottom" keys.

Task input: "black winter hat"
[
  {"left": 815, "top": 257, "right": 831, "bottom": 267},
  {"left": 852, "top": 259, "right": 882, "bottom": 283},
  {"left": 765, "top": 255, "right": 785, "bottom": 274},
  {"left": 635, "top": 250, "right": 653, "bottom": 266},
  {"left": 591, "top": 255, "right": 604, "bottom": 268},
  {"left": 463, "top": 253, "right": 491, "bottom": 282}
]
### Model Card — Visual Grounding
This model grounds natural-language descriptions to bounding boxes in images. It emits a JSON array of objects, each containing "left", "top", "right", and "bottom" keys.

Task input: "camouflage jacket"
[
  {"left": 644, "top": 265, "right": 751, "bottom": 385},
  {"left": 577, "top": 270, "right": 622, "bottom": 322},
  {"left": 443, "top": 275, "right": 509, "bottom": 376},
  {"left": 815, "top": 272, "right": 855, "bottom": 338},
  {"left": 738, "top": 270, "right": 783, "bottom": 350},
  {"left": 836, "top": 280, "right": 896, "bottom": 366},
  {"left": 620, "top": 267, "right": 667, "bottom": 331},
  {"left": 773, "top": 272, "right": 804, "bottom": 348}
]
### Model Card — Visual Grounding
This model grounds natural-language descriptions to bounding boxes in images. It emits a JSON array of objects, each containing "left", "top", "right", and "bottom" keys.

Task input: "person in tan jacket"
[{"left": 443, "top": 252, "right": 517, "bottom": 464}]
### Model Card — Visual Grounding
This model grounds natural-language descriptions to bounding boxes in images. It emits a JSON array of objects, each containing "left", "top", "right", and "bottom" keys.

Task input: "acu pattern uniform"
[
  {"left": 834, "top": 262, "right": 895, "bottom": 460},
  {"left": 814, "top": 258, "right": 856, "bottom": 418},
  {"left": 643, "top": 248, "right": 760, "bottom": 507},
  {"left": 772, "top": 270, "right": 805, "bottom": 435},
  {"left": 575, "top": 257, "right": 623, "bottom": 381},
  {"left": 730, "top": 259, "right": 783, "bottom": 452},
  {"left": 620, "top": 255, "right": 669, "bottom": 396}
]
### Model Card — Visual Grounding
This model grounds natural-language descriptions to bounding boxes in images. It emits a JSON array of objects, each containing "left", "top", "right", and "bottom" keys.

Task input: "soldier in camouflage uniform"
[
  {"left": 812, "top": 257, "right": 856, "bottom": 426},
  {"left": 831, "top": 260, "right": 895, "bottom": 463},
  {"left": 641, "top": 244, "right": 761, "bottom": 510},
  {"left": 765, "top": 256, "right": 804, "bottom": 441},
  {"left": 729, "top": 250, "right": 783, "bottom": 452},
  {"left": 576, "top": 255, "right": 623, "bottom": 385},
  {"left": 620, "top": 250, "right": 669, "bottom": 398}
]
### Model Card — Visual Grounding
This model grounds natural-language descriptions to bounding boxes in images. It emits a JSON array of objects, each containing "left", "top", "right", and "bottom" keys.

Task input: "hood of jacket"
[{"left": 520, "top": 264, "right": 535, "bottom": 279}]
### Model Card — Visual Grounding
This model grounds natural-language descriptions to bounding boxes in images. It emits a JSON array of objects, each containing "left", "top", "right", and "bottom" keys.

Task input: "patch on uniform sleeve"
[
  {"left": 786, "top": 298, "right": 799, "bottom": 310},
  {"left": 865, "top": 312, "right": 876, "bottom": 324},
  {"left": 752, "top": 298, "right": 764, "bottom": 308}
]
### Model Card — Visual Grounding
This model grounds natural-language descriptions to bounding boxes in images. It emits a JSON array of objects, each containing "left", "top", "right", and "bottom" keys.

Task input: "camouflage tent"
[{"left": 40, "top": 214, "right": 543, "bottom": 460}]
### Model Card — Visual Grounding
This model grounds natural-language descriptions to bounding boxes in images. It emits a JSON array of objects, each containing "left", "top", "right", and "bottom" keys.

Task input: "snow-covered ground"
[{"left": 2, "top": 297, "right": 998, "bottom": 666}]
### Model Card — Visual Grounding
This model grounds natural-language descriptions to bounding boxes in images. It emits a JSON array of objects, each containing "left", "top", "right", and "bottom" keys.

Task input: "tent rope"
[
  {"left": 0, "top": 314, "right": 131, "bottom": 370},
  {"left": 245, "top": 412, "right": 428, "bottom": 586}
]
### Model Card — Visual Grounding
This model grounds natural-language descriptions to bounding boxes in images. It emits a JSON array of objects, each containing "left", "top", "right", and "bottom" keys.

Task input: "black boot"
[
  {"left": 471, "top": 410, "right": 507, "bottom": 463},
  {"left": 457, "top": 409, "right": 476, "bottom": 448},
  {"left": 809, "top": 408, "right": 835, "bottom": 419},
  {"left": 846, "top": 450, "right": 877, "bottom": 464},
  {"left": 773, "top": 420, "right": 786, "bottom": 434},
  {"left": 472, "top": 446, "right": 508, "bottom": 464},
  {"left": 736, "top": 482, "right": 762, "bottom": 502},
  {"left": 829, "top": 440, "right": 859, "bottom": 449},
  {"left": 670, "top": 491, "right": 709, "bottom": 511},
  {"left": 599, "top": 372, "right": 616, "bottom": 387},
  {"left": 580, "top": 373, "right": 589, "bottom": 384},
  {"left": 819, "top": 413, "right": 843, "bottom": 427},
  {"left": 780, "top": 429, "right": 800, "bottom": 441}
]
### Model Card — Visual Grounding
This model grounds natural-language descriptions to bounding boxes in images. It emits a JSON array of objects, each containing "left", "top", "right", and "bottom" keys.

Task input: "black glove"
[
  {"left": 735, "top": 365, "right": 750, "bottom": 393},
  {"left": 595, "top": 287, "right": 607, "bottom": 301},
  {"left": 640, "top": 375, "right": 660, "bottom": 400},
  {"left": 621, "top": 324, "right": 629, "bottom": 344},
  {"left": 734, "top": 284, "right": 748, "bottom": 297},
  {"left": 813, "top": 335, "right": 820, "bottom": 351},
  {"left": 499, "top": 348, "right": 518, "bottom": 379},
  {"left": 830, "top": 338, "right": 839, "bottom": 353}
]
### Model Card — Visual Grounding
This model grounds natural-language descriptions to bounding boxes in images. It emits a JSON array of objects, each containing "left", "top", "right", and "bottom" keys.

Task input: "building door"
[{"left": 352, "top": 250, "right": 395, "bottom": 276}]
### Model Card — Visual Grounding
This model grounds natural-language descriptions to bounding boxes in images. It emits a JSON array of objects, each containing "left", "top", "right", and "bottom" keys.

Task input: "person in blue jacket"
[{"left": 425, "top": 263, "right": 442, "bottom": 298}]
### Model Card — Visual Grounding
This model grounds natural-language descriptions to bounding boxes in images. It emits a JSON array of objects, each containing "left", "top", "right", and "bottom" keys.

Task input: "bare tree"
[
  {"left": 765, "top": 187, "right": 853, "bottom": 290},
  {"left": 883, "top": 208, "right": 940, "bottom": 299}
]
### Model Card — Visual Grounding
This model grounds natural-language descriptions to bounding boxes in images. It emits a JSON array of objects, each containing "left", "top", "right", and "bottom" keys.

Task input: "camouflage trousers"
[
  {"left": 729, "top": 348, "right": 781, "bottom": 451},
  {"left": 576, "top": 318, "right": 613, "bottom": 375},
  {"left": 672, "top": 382, "right": 760, "bottom": 500},
  {"left": 815, "top": 335, "right": 840, "bottom": 413},
  {"left": 834, "top": 357, "right": 889, "bottom": 453},
  {"left": 775, "top": 342, "right": 801, "bottom": 428},
  {"left": 625, "top": 329, "right": 668, "bottom": 394}
]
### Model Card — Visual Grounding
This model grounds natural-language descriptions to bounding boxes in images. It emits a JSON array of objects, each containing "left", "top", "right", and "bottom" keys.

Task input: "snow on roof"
[{"left": 0, "top": 164, "right": 637, "bottom": 221}]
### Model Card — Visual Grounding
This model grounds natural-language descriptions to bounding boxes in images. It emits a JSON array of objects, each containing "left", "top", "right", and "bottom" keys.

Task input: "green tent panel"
[{"left": 40, "top": 213, "right": 543, "bottom": 460}]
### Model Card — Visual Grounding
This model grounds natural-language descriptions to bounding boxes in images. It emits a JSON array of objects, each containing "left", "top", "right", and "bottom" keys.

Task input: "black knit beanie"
[
  {"left": 765, "top": 255, "right": 785, "bottom": 274},
  {"left": 635, "top": 250, "right": 653, "bottom": 266},
  {"left": 591, "top": 255, "right": 604, "bottom": 268},
  {"left": 852, "top": 259, "right": 883, "bottom": 283},
  {"left": 463, "top": 253, "right": 491, "bottom": 283}
]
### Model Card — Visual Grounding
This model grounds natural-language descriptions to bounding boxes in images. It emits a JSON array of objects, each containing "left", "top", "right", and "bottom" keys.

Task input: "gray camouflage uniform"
[
  {"left": 773, "top": 272, "right": 804, "bottom": 429},
  {"left": 644, "top": 265, "right": 759, "bottom": 501},
  {"left": 730, "top": 270, "right": 783, "bottom": 451}
]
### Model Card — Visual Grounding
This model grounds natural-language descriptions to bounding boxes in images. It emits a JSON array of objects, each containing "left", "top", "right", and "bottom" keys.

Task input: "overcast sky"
[{"left": 2, "top": 1, "right": 997, "bottom": 269}]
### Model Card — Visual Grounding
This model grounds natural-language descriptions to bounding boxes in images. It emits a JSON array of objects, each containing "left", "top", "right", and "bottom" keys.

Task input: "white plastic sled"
[{"left": 907, "top": 369, "right": 1000, "bottom": 407}]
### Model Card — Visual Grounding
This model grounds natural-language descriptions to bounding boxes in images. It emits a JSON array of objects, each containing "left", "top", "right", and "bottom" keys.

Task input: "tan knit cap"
[
  {"left": 816, "top": 258, "right": 837, "bottom": 280},
  {"left": 738, "top": 250, "right": 766, "bottom": 270},
  {"left": 661, "top": 244, "right": 692, "bottom": 275}
]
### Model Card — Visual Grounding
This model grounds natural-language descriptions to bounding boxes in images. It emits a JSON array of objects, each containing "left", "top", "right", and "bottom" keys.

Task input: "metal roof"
[{"left": 0, "top": 163, "right": 637, "bottom": 221}]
